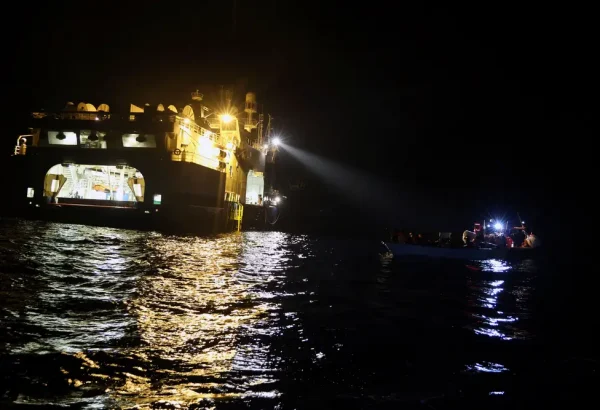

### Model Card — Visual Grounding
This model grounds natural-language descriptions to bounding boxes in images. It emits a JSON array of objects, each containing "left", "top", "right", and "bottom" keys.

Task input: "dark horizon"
[{"left": 3, "top": 2, "right": 592, "bottom": 235}]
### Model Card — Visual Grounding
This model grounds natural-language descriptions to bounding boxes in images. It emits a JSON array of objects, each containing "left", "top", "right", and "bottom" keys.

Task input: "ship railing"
[
  {"left": 250, "top": 141, "right": 266, "bottom": 151},
  {"left": 207, "top": 117, "right": 221, "bottom": 129},
  {"left": 128, "top": 113, "right": 176, "bottom": 122},
  {"left": 32, "top": 112, "right": 112, "bottom": 121},
  {"left": 175, "top": 117, "right": 218, "bottom": 142},
  {"left": 171, "top": 150, "right": 225, "bottom": 172},
  {"left": 31, "top": 111, "right": 182, "bottom": 123}
]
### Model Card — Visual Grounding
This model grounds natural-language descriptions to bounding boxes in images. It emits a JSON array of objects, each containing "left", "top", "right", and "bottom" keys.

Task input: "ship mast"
[
  {"left": 225, "top": 89, "right": 233, "bottom": 113},
  {"left": 265, "top": 114, "right": 273, "bottom": 145},
  {"left": 265, "top": 114, "right": 278, "bottom": 163},
  {"left": 257, "top": 113, "right": 264, "bottom": 147}
]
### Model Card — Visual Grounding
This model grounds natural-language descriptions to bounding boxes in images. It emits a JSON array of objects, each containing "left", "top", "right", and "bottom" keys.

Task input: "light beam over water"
[{"left": 280, "top": 143, "right": 451, "bottom": 230}]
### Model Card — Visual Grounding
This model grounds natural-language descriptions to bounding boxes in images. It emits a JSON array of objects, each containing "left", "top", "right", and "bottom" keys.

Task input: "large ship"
[{"left": 4, "top": 90, "right": 283, "bottom": 233}]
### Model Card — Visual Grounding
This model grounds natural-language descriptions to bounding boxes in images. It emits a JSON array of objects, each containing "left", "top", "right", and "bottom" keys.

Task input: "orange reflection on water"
[{"left": 114, "top": 231, "right": 290, "bottom": 408}]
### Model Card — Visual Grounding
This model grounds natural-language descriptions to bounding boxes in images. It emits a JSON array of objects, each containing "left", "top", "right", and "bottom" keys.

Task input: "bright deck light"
[{"left": 221, "top": 114, "right": 233, "bottom": 123}]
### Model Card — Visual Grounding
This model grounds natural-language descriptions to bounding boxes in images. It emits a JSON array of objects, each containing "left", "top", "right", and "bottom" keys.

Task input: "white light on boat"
[
  {"left": 226, "top": 142, "right": 233, "bottom": 150},
  {"left": 494, "top": 222, "right": 503, "bottom": 231},
  {"left": 184, "top": 118, "right": 190, "bottom": 124},
  {"left": 263, "top": 144, "right": 269, "bottom": 149},
  {"left": 487, "top": 224, "right": 491, "bottom": 228},
  {"left": 522, "top": 221, "right": 525, "bottom": 224},
  {"left": 274, "top": 196, "right": 281, "bottom": 203},
  {"left": 273, "top": 137, "right": 281, "bottom": 146}
]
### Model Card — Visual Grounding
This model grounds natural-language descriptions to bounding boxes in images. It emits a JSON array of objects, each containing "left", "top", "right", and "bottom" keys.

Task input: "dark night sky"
[{"left": 3, "top": 2, "right": 593, "bottom": 232}]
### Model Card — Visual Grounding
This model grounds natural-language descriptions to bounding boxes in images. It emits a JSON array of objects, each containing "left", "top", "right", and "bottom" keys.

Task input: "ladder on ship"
[{"left": 229, "top": 202, "right": 243, "bottom": 232}]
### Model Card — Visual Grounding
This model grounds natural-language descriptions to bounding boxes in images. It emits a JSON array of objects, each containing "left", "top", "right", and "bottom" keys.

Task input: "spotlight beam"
[{"left": 278, "top": 142, "right": 429, "bottom": 227}]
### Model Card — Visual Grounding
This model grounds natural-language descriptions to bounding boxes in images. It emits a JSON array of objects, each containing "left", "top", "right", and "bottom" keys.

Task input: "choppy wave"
[{"left": 0, "top": 219, "right": 592, "bottom": 409}]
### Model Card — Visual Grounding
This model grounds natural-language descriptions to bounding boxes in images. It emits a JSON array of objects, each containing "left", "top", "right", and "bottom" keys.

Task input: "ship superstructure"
[{"left": 6, "top": 89, "right": 281, "bottom": 232}]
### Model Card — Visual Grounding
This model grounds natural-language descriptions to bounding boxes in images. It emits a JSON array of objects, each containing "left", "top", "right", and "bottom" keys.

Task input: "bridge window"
[
  {"left": 48, "top": 131, "right": 77, "bottom": 145},
  {"left": 122, "top": 133, "right": 156, "bottom": 148}
]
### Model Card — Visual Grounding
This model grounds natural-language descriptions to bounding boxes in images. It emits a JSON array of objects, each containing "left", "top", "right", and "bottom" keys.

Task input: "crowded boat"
[{"left": 385, "top": 217, "right": 541, "bottom": 260}]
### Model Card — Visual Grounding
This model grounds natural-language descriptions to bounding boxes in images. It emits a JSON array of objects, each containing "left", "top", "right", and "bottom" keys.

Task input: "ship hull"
[
  {"left": 4, "top": 203, "right": 236, "bottom": 234},
  {"left": 384, "top": 242, "right": 541, "bottom": 261},
  {"left": 242, "top": 203, "right": 281, "bottom": 230},
  {"left": 3, "top": 151, "right": 240, "bottom": 234}
]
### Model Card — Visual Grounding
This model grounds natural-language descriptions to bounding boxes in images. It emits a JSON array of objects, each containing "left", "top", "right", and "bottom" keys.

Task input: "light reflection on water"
[
  {"left": 0, "top": 220, "right": 550, "bottom": 408},
  {"left": 479, "top": 259, "right": 512, "bottom": 273},
  {"left": 118, "top": 232, "right": 287, "bottom": 406},
  {"left": 465, "top": 362, "right": 509, "bottom": 373},
  {"left": 465, "top": 258, "right": 533, "bottom": 343},
  {"left": 1, "top": 223, "right": 298, "bottom": 408}
]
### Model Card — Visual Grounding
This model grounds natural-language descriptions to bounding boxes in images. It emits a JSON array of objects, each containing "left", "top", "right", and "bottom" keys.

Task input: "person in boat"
[
  {"left": 438, "top": 232, "right": 452, "bottom": 247},
  {"left": 391, "top": 228, "right": 408, "bottom": 243},
  {"left": 523, "top": 232, "right": 541, "bottom": 248},
  {"left": 410, "top": 232, "right": 425, "bottom": 244},
  {"left": 462, "top": 230, "right": 477, "bottom": 247},
  {"left": 510, "top": 227, "right": 526, "bottom": 247},
  {"left": 475, "top": 228, "right": 486, "bottom": 246},
  {"left": 390, "top": 228, "right": 399, "bottom": 243},
  {"left": 495, "top": 234, "right": 506, "bottom": 248},
  {"left": 506, "top": 235, "right": 514, "bottom": 248}
]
